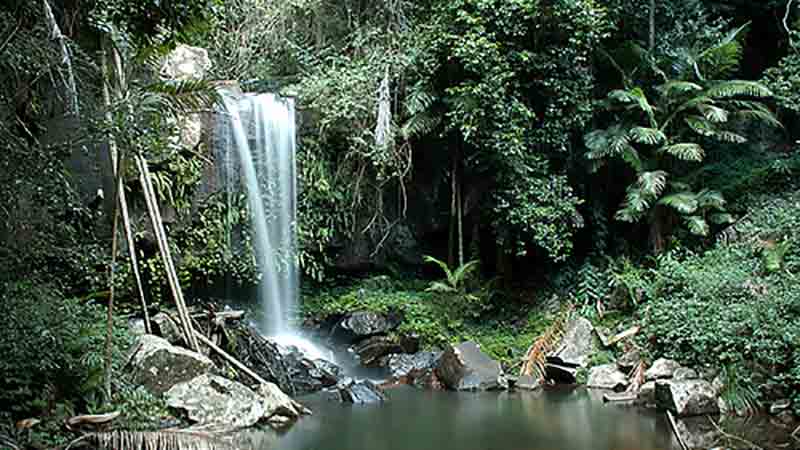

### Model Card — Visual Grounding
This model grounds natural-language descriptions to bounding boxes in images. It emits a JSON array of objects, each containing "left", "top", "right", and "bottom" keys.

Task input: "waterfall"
[{"left": 221, "top": 93, "right": 297, "bottom": 336}]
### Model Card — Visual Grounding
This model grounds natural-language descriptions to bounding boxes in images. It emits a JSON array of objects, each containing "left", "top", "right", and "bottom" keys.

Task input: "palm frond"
[
  {"left": 684, "top": 115, "right": 716, "bottom": 136},
  {"left": 695, "top": 189, "right": 726, "bottom": 210},
  {"left": 709, "top": 212, "right": 734, "bottom": 225},
  {"left": 426, "top": 281, "right": 457, "bottom": 293},
  {"left": 629, "top": 127, "right": 666, "bottom": 145},
  {"left": 697, "top": 104, "right": 729, "bottom": 123},
  {"left": 616, "top": 171, "right": 668, "bottom": 222},
  {"left": 661, "top": 143, "right": 705, "bottom": 162},
  {"left": 732, "top": 108, "right": 782, "bottom": 128},
  {"left": 706, "top": 80, "right": 773, "bottom": 99},
  {"left": 658, "top": 81, "right": 703, "bottom": 97},
  {"left": 608, "top": 88, "right": 656, "bottom": 126},
  {"left": 401, "top": 110, "right": 441, "bottom": 139},
  {"left": 520, "top": 308, "right": 571, "bottom": 381},
  {"left": 658, "top": 192, "right": 699, "bottom": 214},
  {"left": 451, "top": 260, "right": 480, "bottom": 286},
  {"left": 685, "top": 215, "right": 710, "bottom": 236},
  {"left": 423, "top": 255, "right": 454, "bottom": 287},
  {"left": 142, "top": 78, "right": 223, "bottom": 116},
  {"left": 714, "top": 130, "right": 747, "bottom": 144}
]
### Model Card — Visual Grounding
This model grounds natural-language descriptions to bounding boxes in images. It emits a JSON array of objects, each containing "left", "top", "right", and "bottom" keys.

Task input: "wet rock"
[
  {"left": 545, "top": 363, "right": 578, "bottom": 384},
  {"left": 152, "top": 312, "right": 183, "bottom": 345},
  {"left": 165, "top": 375, "right": 307, "bottom": 432},
  {"left": 436, "top": 341, "right": 507, "bottom": 391},
  {"left": 587, "top": 364, "right": 629, "bottom": 391},
  {"left": 548, "top": 318, "right": 595, "bottom": 368},
  {"left": 282, "top": 349, "right": 341, "bottom": 394},
  {"left": 673, "top": 367, "right": 699, "bottom": 381},
  {"left": 329, "top": 378, "right": 387, "bottom": 404},
  {"left": 516, "top": 374, "right": 542, "bottom": 391},
  {"left": 331, "top": 311, "right": 402, "bottom": 343},
  {"left": 616, "top": 349, "right": 641, "bottom": 372},
  {"left": 673, "top": 417, "right": 720, "bottom": 450},
  {"left": 351, "top": 336, "right": 405, "bottom": 367},
  {"left": 387, "top": 351, "right": 441, "bottom": 385},
  {"left": 129, "top": 335, "right": 214, "bottom": 395},
  {"left": 645, "top": 358, "right": 681, "bottom": 381},
  {"left": 656, "top": 379, "right": 720, "bottom": 417},
  {"left": 637, "top": 381, "right": 656, "bottom": 407}
]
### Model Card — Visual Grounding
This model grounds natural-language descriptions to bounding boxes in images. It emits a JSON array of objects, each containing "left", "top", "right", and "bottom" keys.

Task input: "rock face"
[
  {"left": 329, "top": 378, "right": 387, "bottom": 404},
  {"left": 436, "top": 342, "right": 507, "bottom": 391},
  {"left": 351, "top": 336, "right": 405, "bottom": 367},
  {"left": 129, "top": 335, "right": 214, "bottom": 395},
  {"left": 160, "top": 45, "right": 212, "bottom": 81},
  {"left": 165, "top": 374, "right": 308, "bottom": 431},
  {"left": 331, "top": 311, "right": 402, "bottom": 343},
  {"left": 673, "top": 367, "right": 699, "bottom": 381},
  {"left": 282, "top": 349, "right": 341, "bottom": 394},
  {"left": 645, "top": 358, "right": 681, "bottom": 381},
  {"left": 655, "top": 379, "right": 720, "bottom": 417},
  {"left": 548, "top": 318, "right": 595, "bottom": 368},
  {"left": 587, "top": 364, "right": 629, "bottom": 391}
]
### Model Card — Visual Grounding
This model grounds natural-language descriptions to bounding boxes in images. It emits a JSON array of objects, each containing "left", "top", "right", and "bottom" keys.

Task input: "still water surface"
[{"left": 237, "top": 386, "right": 678, "bottom": 450}]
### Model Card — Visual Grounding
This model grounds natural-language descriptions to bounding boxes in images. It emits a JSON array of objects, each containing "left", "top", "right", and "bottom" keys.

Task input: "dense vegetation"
[{"left": 2, "top": 0, "right": 800, "bottom": 446}]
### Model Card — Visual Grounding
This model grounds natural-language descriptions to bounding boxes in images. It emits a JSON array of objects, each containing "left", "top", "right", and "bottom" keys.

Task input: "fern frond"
[
  {"left": 697, "top": 23, "right": 748, "bottom": 79},
  {"left": 426, "top": 281, "right": 457, "bottom": 293},
  {"left": 423, "top": 255, "right": 454, "bottom": 286},
  {"left": 520, "top": 308, "right": 571, "bottom": 381},
  {"left": 658, "top": 192, "right": 699, "bottom": 214},
  {"left": 400, "top": 111, "right": 441, "bottom": 139},
  {"left": 451, "top": 260, "right": 480, "bottom": 286},
  {"left": 661, "top": 143, "right": 705, "bottom": 162},
  {"left": 707, "top": 80, "right": 773, "bottom": 99}
]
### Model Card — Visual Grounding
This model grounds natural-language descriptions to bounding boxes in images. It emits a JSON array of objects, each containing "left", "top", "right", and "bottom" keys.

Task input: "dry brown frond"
[
  {"left": 85, "top": 430, "right": 241, "bottom": 450},
  {"left": 519, "top": 307, "right": 572, "bottom": 380},
  {"left": 625, "top": 360, "right": 646, "bottom": 393}
]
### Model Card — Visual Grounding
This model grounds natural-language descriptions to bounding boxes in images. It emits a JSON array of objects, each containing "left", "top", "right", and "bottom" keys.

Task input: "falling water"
[{"left": 221, "top": 93, "right": 297, "bottom": 336}]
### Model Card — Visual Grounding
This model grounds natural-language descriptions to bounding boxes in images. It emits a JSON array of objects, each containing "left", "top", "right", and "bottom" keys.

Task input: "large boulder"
[
  {"left": 586, "top": 364, "right": 629, "bottom": 391},
  {"left": 656, "top": 379, "right": 720, "bottom": 417},
  {"left": 128, "top": 335, "right": 214, "bottom": 395},
  {"left": 281, "top": 349, "right": 341, "bottom": 394},
  {"left": 436, "top": 342, "right": 507, "bottom": 391},
  {"left": 548, "top": 317, "right": 595, "bottom": 368},
  {"left": 151, "top": 313, "right": 183, "bottom": 345},
  {"left": 351, "top": 336, "right": 404, "bottom": 367},
  {"left": 165, "top": 374, "right": 308, "bottom": 431},
  {"left": 328, "top": 378, "right": 387, "bottom": 404},
  {"left": 387, "top": 351, "right": 441, "bottom": 388},
  {"left": 645, "top": 358, "right": 681, "bottom": 381},
  {"left": 331, "top": 310, "right": 402, "bottom": 343}
]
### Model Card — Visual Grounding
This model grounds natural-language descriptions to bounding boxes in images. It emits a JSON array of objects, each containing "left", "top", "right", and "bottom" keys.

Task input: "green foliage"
[
  {"left": 637, "top": 189, "right": 800, "bottom": 403},
  {"left": 424, "top": 255, "right": 494, "bottom": 319},
  {"left": 587, "top": 28, "right": 778, "bottom": 244},
  {"left": 0, "top": 281, "right": 134, "bottom": 419}
]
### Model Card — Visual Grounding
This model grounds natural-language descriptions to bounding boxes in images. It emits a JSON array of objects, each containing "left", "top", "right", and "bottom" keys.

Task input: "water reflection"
[{"left": 239, "top": 386, "right": 678, "bottom": 450}]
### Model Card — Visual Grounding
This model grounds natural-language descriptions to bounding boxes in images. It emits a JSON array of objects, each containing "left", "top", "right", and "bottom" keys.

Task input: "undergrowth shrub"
[
  {"left": 638, "top": 189, "right": 800, "bottom": 408},
  {"left": 0, "top": 280, "right": 134, "bottom": 419}
]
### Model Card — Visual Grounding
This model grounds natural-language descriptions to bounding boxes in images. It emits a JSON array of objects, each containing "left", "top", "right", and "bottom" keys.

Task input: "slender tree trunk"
[
  {"left": 43, "top": 0, "right": 79, "bottom": 115},
  {"left": 103, "top": 194, "right": 120, "bottom": 400},
  {"left": 456, "top": 149, "right": 464, "bottom": 268},
  {"left": 448, "top": 155, "right": 457, "bottom": 268},
  {"left": 649, "top": 0, "right": 656, "bottom": 52}
]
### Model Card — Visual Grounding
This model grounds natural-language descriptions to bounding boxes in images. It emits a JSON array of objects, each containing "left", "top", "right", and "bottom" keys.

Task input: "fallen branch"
[
  {"left": 65, "top": 412, "right": 120, "bottom": 430},
  {"left": 602, "top": 393, "right": 637, "bottom": 403},
  {"left": 194, "top": 331, "right": 270, "bottom": 386},
  {"left": 667, "top": 411, "right": 688, "bottom": 450}
]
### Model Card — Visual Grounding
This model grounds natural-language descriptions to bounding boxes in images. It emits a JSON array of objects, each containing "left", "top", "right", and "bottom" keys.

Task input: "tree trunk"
[
  {"left": 103, "top": 186, "right": 120, "bottom": 400},
  {"left": 649, "top": 0, "right": 656, "bottom": 52}
]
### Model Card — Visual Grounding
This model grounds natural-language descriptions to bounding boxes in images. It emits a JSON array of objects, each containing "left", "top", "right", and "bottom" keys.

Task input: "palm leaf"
[
  {"left": 426, "top": 281, "right": 457, "bottom": 293},
  {"left": 685, "top": 215, "right": 710, "bottom": 236},
  {"left": 706, "top": 80, "right": 773, "bottom": 99},
  {"left": 661, "top": 143, "right": 705, "bottom": 162},
  {"left": 713, "top": 130, "right": 747, "bottom": 143},
  {"left": 658, "top": 192, "right": 699, "bottom": 214},
  {"left": 733, "top": 109, "right": 782, "bottom": 128},
  {"left": 684, "top": 115, "right": 716, "bottom": 136},
  {"left": 608, "top": 88, "right": 656, "bottom": 126},
  {"left": 423, "top": 255, "right": 455, "bottom": 287},
  {"left": 451, "top": 260, "right": 480, "bottom": 286},
  {"left": 658, "top": 81, "right": 703, "bottom": 97},
  {"left": 697, "top": 104, "right": 729, "bottom": 123},
  {"left": 709, "top": 213, "right": 734, "bottom": 224},
  {"left": 695, "top": 189, "right": 726, "bottom": 210},
  {"left": 616, "top": 171, "right": 668, "bottom": 222},
  {"left": 629, "top": 127, "right": 666, "bottom": 145},
  {"left": 697, "top": 23, "right": 748, "bottom": 79}
]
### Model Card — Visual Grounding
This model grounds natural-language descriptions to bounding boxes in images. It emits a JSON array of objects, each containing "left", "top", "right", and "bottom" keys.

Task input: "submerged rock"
[
  {"left": 436, "top": 341, "right": 507, "bottom": 391},
  {"left": 548, "top": 317, "right": 595, "bottom": 368},
  {"left": 331, "top": 310, "right": 402, "bottom": 343},
  {"left": 656, "top": 379, "right": 719, "bottom": 417},
  {"left": 329, "top": 378, "right": 387, "bottom": 404},
  {"left": 165, "top": 374, "right": 308, "bottom": 431},
  {"left": 644, "top": 358, "right": 681, "bottom": 381},
  {"left": 129, "top": 334, "right": 214, "bottom": 395},
  {"left": 587, "top": 364, "right": 629, "bottom": 391},
  {"left": 637, "top": 381, "right": 656, "bottom": 407}
]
